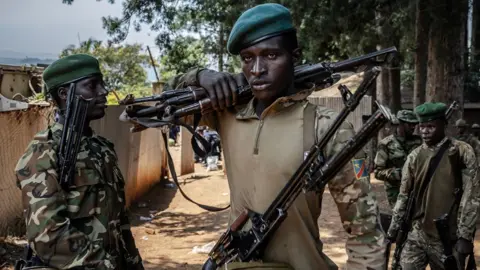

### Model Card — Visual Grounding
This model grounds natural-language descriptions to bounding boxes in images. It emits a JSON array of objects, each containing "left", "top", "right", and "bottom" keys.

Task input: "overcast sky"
[{"left": 0, "top": 0, "right": 159, "bottom": 58}]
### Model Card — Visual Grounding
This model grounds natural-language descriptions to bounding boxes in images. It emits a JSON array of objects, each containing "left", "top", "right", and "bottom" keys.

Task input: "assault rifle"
[
  {"left": 201, "top": 67, "right": 394, "bottom": 269},
  {"left": 119, "top": 47, "right": 398, "bottom": 123},
  {"left": 390, "top": 100, "right": 459, "bottom": 270},
  {"left": 58, "top": 84, "right": 91, "bottom": 190}
]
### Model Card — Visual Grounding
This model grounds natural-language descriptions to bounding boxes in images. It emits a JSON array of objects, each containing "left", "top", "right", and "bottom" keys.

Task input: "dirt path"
[
  {"left": 128, "top": 145, "right": 480, "bottom": 269},
  {"left": 2, "top": 144, "right": 480, "bottom": 269}
]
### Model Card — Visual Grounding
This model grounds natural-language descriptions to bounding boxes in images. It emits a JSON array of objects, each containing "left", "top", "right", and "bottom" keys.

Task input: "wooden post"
[{"left": 180, "top": 115, "right": 195, "bottom": 175}]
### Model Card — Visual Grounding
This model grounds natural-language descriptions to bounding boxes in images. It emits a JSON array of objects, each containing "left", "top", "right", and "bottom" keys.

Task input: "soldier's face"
[
  {"left": 457, "top": 126, "right": 466, "bottom": 135},
  {"left": 399, "top": 122, "right": 416, "bottom": 137},
  {"left": 240, "top": 36, "right": 300, "bottom": 103},
  {"left": 73, "top": 75, "right": 108, "bottom": 120},
  {"left": 419, "top": 119, "right": 445, "bottom": 146}
]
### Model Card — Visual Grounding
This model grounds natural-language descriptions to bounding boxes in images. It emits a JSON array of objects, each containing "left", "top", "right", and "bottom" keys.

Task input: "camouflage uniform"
[
  {"left": 388, "top": 135, "right": 480, "bottom": 268},
  {"left": 374, "top": 110, "right": 421, "bottom": 208},
  {"left": 15, "top": 123, "right": 143, "bottom": 270},
  {"left": 164, "top": 69, "right": 386, "bottom": 270}
]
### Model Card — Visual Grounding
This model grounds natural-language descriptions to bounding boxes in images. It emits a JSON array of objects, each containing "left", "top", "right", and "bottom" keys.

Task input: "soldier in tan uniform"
[
  {"left": 165, "top": 3, "right": 386, "bottom": 270},
  {"left": 387, "top": 102, "right": 479, "bottom": 269},
  {"left": 374, "top": 110, "right": 422, "bottom": 208}
]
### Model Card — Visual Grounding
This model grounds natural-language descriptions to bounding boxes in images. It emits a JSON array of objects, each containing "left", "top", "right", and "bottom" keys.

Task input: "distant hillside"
[{"left": 0, "top": 49, "right": 57, "bottom": 67}]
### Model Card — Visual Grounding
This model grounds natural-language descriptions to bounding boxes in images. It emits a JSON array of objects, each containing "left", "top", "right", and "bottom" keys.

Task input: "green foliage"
[
  {"left": 60, "top": 38, "right": 150, "bottom": 90},
  {"left": 62, "top": 0, "right": 414, "bottom": 68},
  {"left": 400, "top": 69, "right": 415, "bottom": 90},
  {"left": 107, "top": 84, "right": 153, "bottom": 105},
  {"left": 159, "top": 36, "right": 209, "bottom": 80}
]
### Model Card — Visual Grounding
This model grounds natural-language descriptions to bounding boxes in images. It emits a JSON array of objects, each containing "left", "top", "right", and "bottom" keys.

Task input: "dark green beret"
[
  {"left": 43, "top": 54, "right": 102, "bottom": 92},
  {"left": 227, "top": 3, "right": 295, "bottom": 55},
  {"left": 396, "top": 110, "right": 418, "bottom": 123},
  {"left": 414, "top": 102, "right": 447, "bottom": 123}
]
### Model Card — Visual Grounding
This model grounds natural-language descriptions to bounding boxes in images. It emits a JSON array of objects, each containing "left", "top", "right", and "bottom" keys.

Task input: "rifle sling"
[{"left": 162, "top": 115, "right": 230, "bottom": 212}]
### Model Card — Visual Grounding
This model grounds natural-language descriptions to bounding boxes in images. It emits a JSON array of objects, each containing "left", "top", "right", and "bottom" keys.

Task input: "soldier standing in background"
[
  {"left": 455, "top": 119, "right": 480, "bottom": 164},
  {"left": 374, "top": 110, "right": 422, "bottom": 208},
  {"left": 471, "top": 123, "right": 480, "bottom": 138},
  {"left": 14, "top": 54, "right": 143, "bottom": 270},
  {"left": 387, "top": 102, "right": 479, "bottom": 269}
]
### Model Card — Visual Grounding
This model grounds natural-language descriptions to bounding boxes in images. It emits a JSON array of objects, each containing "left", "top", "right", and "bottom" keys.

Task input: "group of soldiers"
[
  {"left": 11, "top": 2, "right": 479, "bottom": 270},
  {"left": 375, "top": 108, "right": 480, "bottom": 269}
]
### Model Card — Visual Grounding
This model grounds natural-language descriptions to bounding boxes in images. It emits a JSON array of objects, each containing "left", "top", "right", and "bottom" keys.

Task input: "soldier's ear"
[
  {"left": 292, "top": 48, "right": 302, "bottom": 64},
  {"left": 58, "top": 87, "right": 68, "bottom": 101}
]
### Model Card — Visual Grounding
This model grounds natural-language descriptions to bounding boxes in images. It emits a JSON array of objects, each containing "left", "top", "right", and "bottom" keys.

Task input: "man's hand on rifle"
[{"left": 198, "top": 69, "right": 247, "bottom": 111}]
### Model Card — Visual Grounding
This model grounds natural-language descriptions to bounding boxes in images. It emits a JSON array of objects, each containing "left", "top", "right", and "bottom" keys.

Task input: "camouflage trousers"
[
  {"left": 384, "top": 182, "right": 399, "bottom": 209},
  {"left": 400, "top": 223, "right": 462, "bottom": 270}
]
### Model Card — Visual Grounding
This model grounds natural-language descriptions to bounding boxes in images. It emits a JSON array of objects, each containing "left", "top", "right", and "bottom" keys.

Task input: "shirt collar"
[
  {"left": 422, "top": 136, "right": 449, "bottom": 150},
  {"left": 236, "top": 83, "right": 316, "bottom": 120}
]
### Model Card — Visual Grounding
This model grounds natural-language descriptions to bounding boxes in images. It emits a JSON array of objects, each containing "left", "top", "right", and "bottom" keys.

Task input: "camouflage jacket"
[
  {"left": 387, "top": 138, "right": 480, "bottom": 241},
  {"left": 164, "top": 68, "right": 386, "bottom": 270},
  {"left": 374, "top": 134, "right": 422, "bottom": 185},
  {"left": 15, "top": 123, "right": 142, "bottom": 270},
  {"left": 456, "top": 133, "right": 480, "bottom": 164}
]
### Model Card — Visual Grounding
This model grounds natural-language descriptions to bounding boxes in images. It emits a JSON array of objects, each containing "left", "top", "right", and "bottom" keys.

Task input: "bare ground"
[{"left": 2, "top": 144, "right": 480, "bottom": 269}]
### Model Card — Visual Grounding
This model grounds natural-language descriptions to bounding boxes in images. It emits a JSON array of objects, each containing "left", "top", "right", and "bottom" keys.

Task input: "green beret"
[
  {"left": 414, "top": 102, "right": 447, "bottom": 123},
  {"left": 227, "top": 3, "right": 295, "bottom": 55},
  {"left": 396, "top": 110, "right": 418, "bottom": 123},
  {"left": 43, "top": 54, "right": 102, "bottom": 92},
  {"left": 455, "top": 119, "right": 467, "bottom": 127}
]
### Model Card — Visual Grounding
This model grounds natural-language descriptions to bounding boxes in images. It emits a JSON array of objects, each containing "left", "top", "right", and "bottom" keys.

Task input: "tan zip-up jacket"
[{"left": 166, "top": 69, "right": 386, "bottom": 270}]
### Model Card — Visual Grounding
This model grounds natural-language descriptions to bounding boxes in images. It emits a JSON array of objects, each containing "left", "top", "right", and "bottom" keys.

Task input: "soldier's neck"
[{"left": 57, "top": 115, "right": 93, "bottom": 137}]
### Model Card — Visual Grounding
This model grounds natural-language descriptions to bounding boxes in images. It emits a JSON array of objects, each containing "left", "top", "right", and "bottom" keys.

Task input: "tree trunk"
[
  {"left": 474, "top": 0, "right": 480, "bottom": 58},
  {"left": 218, "top": 24, "right": 224, "bottom": 72},
  {"left": 389, "top": 37, "right": 402, "bottom": 113},
  {"left": 413, "top": 0, "right": 430, "bottom": 107},
  {"left": 426, "top": 0, "right": 468, "bottom": 135}
]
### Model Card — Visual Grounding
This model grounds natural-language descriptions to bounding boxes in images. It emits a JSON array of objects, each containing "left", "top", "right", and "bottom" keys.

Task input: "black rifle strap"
[
  {"left": 130, "top": 116, "right": 228, "bottom": 211},
  {"left": 162, "top": 131, "right": 230, "bottom": 212},
  {"left": 190, "top": 112, "right": 211, "bottom": 158}
]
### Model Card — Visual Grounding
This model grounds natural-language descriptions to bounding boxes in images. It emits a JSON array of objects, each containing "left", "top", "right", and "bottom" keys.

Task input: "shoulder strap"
[
  {"left": 162, "top": 131, "right": 230, "bottom": 212},
  {"left": 415, "top": 139, "right": 451, "bottom": 195},
  {"left": 303, "top": 102, "right": 318, "bottom": 155}
]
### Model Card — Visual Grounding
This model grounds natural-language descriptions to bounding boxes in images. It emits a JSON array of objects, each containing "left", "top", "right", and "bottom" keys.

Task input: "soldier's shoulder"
[
  {"left": 94, "top": 135, "right": 116, "bottom": 150},
  {"left": 15, "top": 128, "right": 57, "bottom": 172},
  {"left": 379, "top": 135, "right": 395, "bottom": 145},
  {"left": 406, "top": 145, "right": 422, "bottom": 161},
  {"left": 451, "top": 138, "right": 475, "bottom": 153},
  {"left": 311, "top": 104, "right": 354, "bottom": 130}
]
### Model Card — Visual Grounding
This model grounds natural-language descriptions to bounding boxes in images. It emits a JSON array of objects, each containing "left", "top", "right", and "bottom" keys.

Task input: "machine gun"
[
  {"left": 390, "top": 100, "right": 459, "bottom": 270},
  {"left": 119, "top": 47, "right": 398, "bottom": 124},
  {"left": 201, "top": 67, "right": 394, "bottom": 269}
]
